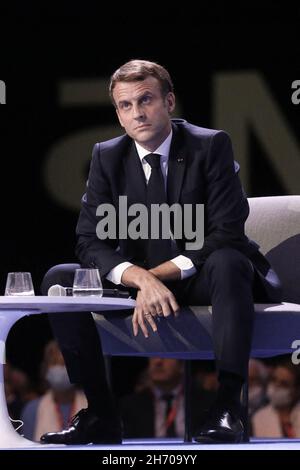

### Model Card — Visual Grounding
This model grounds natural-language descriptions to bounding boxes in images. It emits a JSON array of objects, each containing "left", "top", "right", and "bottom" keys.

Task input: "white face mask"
[
  {"left": 249, "top": 385, "right": 265, "bottom": 410},
  {"left": 267, "top": 383, "right": 293, "bottom": 408},
  {"left": 46, "top": 365, "right": 73, "bottom": 391}
]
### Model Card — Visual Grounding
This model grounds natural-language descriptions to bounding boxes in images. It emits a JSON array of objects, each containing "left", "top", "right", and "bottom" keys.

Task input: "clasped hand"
[{"left": 132, "top": 276, "right": 179, "bottom": 338}]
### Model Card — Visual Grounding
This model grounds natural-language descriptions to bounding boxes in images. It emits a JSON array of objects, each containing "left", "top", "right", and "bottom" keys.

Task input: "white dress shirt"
[
  {"left": 153, "top": 384, "right": 185, "bottom": 438},
  {"left": 106, "top": 131, "right": 197, "bottom": 285}
]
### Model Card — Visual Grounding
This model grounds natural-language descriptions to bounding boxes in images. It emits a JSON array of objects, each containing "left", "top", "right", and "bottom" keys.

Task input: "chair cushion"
[
  {"left": 93, "top": 302, "right": 300, "bottom": 359},
  {"left": 246, "top": 196, "right": 300, "bottom": 303}
]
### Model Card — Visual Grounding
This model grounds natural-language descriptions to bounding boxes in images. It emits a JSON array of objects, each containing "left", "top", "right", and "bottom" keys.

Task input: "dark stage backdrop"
[{"left": 0, "top": 4, "right": 299, "bottom": 393}]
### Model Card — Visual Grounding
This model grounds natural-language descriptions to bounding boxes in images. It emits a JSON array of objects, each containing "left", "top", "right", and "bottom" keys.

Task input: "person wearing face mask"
[
  {"left": 20, "top": 341, "right": 87, "bottom": 441},
  {"left": 248, "top": 359, "right": 269, "bottom": 419},
  {"left": 251, "top": 359, "right": 300, "bottom": 438}
]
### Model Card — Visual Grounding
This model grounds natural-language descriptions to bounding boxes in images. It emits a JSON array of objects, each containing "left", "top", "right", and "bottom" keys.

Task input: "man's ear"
[
  {"left": 165, "top": 92, "right": 175, "bottom": 114},
  {"left": 116, "top": 109, "right": 125, "bottom": 128}
]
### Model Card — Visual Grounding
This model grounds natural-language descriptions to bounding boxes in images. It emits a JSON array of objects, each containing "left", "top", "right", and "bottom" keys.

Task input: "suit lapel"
[
  {"left": 122, "top": 141, "right": 147, "bottom": 206},
  {"left": 167, "top": 123, "right": 188, "bottom": 205}
]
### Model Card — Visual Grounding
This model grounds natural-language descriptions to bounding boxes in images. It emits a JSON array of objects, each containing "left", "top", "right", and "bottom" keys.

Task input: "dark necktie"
[
  {"left": 161, "top": 393, "right": 176, "bottom": 437},
  {"left": 144, "top": 153, "right": 172, "bottom": 268}
]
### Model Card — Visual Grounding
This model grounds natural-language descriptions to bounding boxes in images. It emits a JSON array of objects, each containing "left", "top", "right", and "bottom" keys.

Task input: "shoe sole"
[
  {"left": 194, "top": 434, "right": 243, "bottom": 444},
  {"left": 41, "top": 437, "right": 122, "bottom": 445}
]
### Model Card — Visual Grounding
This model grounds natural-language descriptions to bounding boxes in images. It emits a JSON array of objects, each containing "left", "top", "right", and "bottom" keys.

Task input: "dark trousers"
[{"left": 40, "top": 247, "right": 281, "bottom": 406}]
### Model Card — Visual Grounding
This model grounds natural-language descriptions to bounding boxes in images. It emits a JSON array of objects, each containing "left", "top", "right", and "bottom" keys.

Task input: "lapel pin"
[{"left": 177, "top": 158, "right": 184, "bottom": 163}]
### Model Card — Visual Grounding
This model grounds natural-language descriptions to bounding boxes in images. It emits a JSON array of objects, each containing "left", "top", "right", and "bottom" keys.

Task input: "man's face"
[
  {"left": 113, "top": 76, "right": 175, "bottom": 152},
  {"left": 148, "top": 358, "right": 182, "bottom": 386},
  {"left": 267, "top": 366, "right": 299, "bottom": 408},
  {"left": 271, "top": 366, "right": 297, "bottom": 394}
]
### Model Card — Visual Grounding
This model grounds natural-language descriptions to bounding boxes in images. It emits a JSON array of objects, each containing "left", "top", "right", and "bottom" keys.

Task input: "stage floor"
[{"left": 4, "top": 437, "right": 300, "bottom": 451}]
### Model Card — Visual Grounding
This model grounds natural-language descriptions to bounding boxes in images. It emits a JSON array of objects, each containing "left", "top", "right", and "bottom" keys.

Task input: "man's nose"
[{"left": 132, "top": 103, "right": 144, "bottom": 119}]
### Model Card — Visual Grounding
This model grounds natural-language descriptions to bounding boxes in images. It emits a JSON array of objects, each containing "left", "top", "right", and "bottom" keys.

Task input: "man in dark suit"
[
  {"left": 121, "top": 357, "right": 216, "bottom": 439},
  {"left": 40, "top": 59, "right": 282, "bottom": 445}
]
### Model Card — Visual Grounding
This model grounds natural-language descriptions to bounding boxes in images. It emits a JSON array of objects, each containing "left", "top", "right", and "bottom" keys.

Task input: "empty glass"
[
  {"left": 5, "top": 272, "right": 35, "bottom": 296},
  {"left": 72, "top": 268, "right": 103, "bottom": 297}
]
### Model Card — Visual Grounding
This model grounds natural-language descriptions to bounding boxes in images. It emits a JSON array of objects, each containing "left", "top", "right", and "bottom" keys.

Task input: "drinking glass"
[
  {"left": 72, "top": 268, "right": 103, "bottom": 297},
  {"left": 5, "top": 272, "right": 35, "bottom": 296}
]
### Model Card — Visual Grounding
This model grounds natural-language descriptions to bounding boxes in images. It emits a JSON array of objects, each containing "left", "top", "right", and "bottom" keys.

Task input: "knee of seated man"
[{"left": 204, "top": 247, "right": 253, "bottom": 275}]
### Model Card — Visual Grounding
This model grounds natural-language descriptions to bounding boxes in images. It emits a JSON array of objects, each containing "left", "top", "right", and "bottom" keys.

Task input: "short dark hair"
[
  {"left": 109, "top": 59, "right": 174, "bottom": 106},
  {"left": 274, "top": 358, "right": 300, "bottom": 388}
]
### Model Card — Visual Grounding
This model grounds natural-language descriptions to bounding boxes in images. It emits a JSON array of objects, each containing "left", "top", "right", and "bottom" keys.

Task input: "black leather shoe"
[
  {"left": 40, "top": 408, "right": 122, "bottom": 445},
  {"left": 194, "top": 407, "right": 244, "bottom": 444}
]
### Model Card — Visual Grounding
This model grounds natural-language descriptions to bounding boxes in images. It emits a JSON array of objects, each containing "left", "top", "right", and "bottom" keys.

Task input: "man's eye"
[
  {"left": 141, "top": 96, "right": 151, "bottom": 104},
  {"left": 121, "top": 102, "right": 130, "bottom": 109}
]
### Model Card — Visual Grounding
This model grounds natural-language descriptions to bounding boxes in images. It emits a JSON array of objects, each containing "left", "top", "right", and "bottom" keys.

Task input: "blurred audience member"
[
  {"left": 194, "top": 361, "right": 218, "bottom": 393},
  {"left": 121, "top": 357, "right": 215, "bottom": 438},
  {"left": 248, "top": 359, "right": 269, "bottom": 418},
  {"left": 21, "top": 340, "right": 87, "bottom": 441},
  {"left": 4, "top": 362, "right": 37, "bottom": 423},
  {"left": 252, "top": 359, "right": 300, "bottom": 437}
]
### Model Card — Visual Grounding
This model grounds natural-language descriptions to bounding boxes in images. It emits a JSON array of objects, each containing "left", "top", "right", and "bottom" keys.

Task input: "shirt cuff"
[
  {"left": 106, "top": 262, "right": 134, "bottom": 285},
  {"left": 170, "top": 255, "right": 197, "bottom": 280}
]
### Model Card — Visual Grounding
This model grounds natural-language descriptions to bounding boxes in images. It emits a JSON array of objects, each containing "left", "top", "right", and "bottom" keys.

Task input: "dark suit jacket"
[
  {"left": 75, "top": 119, "right": 280, "bottom": 298},
  {"left": 120, "top": 386, "right": 216, "bottom": 438}
]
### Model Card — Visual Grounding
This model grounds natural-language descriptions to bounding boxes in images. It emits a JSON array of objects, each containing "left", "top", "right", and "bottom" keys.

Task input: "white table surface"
[
  {"left": 0, "top": 295, "right": 136, "bottom": 448},
  {"left": 0, "top": 295, "right": 136, "bottom": 313}
]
